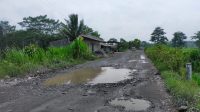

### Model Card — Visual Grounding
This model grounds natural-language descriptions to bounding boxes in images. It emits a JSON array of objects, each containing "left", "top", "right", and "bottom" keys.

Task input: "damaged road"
[{"left": 0, "top": 50, "right": 176, "bottom": 112}]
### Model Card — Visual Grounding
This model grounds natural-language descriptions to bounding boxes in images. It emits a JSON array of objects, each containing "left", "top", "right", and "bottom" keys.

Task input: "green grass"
[
  {"left": 0, "top": 37, "right": 95, "bottom": 78},
  {"left": 193, "top": 73, "right": 200, "bottom": 86},
  {"left": 161, "top": 71, "right": 200, "bottom": 111},
  {"left": 145, "top": 45, "right": 200, "bottom": 111}
]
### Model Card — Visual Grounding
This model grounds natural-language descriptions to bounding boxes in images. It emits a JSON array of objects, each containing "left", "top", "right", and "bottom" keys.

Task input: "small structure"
[
  {"left": 101, "top": 43, "right": 117, "bottom": 53},
  {"left": 48, "top": 35, "right": 117, "bottom": 54},
  {"left": 81, "top": 35, "right": 104, "bottom": 52}
]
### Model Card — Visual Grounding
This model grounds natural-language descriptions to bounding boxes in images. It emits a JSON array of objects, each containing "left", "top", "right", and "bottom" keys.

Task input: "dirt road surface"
[{"left": 0, "top": 50, "right": 176, "bottom": 112}]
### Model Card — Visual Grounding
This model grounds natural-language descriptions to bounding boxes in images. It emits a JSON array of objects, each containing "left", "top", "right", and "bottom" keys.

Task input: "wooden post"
[{"left": 186, "top": 63, "right": 192, "bottom": 80}]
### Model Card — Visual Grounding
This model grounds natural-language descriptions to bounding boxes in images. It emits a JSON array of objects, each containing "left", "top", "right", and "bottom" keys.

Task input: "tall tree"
[
  {"left": 90, "top": 31, "right": 100, "bottom": 38},
  {"left": 192, "top": 31, "right": 200, "bottom": 48},
  {"left": 82, "top": 25, "right": 93, "bottom": 34},
  {"left": 141, "top": 41, "right": 150, "bottom": 48},
  {"left": 108, "top": 38, "right": 118, "bottom": 43},
  {"left": 62, "top": 14, "right": 84, "bottom": 41},
  {"left": 0, "top": 26, "right": 3, "bottom": 37},
  {"left": 19, "top": 15, "right": 61, "bottom": 35},
  {"left": 171, "top": 31, "right": 187, "bottom": 47},
  {"left": 117, "top": 38, "right": 129, "bottom": 51},
  {"left": 120, "top": 38, "right": 127, "bottom": 43},
  {"left": 82, "top": 25, "right": 101, "bottom": 37},
  {"left": 0, "top": 21, "right": 15, "bottom": 36},
  {"left": 150, "top": 27, "right": 168, "bottom": 44},
  {"left": 133, "top": 39, "right": 141, "bottom": 49}
]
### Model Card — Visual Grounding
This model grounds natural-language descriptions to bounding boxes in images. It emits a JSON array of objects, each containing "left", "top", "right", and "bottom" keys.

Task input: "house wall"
[{"left": 84, "top": 39, "right": 101, "bottom": 52}]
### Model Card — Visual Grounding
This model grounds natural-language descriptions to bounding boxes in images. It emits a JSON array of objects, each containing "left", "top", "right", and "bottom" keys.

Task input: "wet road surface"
[{"left": 0, "top": 50, "right": 176, "bottom": 112}]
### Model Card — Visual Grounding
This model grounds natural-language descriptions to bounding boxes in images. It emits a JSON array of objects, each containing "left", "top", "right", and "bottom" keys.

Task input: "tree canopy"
[
  {"left": 18, "top": 15, "right": 61, "bottom": 35},
  {"left": 171, "top": 31, "right": 187, "bottom": 47},
  {"left": 150, "top": 27, "right": 168, "bottom": 44},
  {"left": 62, "top": 14, "right": 84, "bottom": 41},
  {"left": 133, "top": 39, "right": 141, "bottom": 49},
  {"left": 82, "top": 25, "right": 101, "bottom": 37},
  {"left": 0, "top": 21, "right": 16, "bottom": 36},
  {"left": 192, "top": 31, "right": 200, "bottom": 48},
  {"left": 108, "top": 38, "right": 118, "bottom": 43}
]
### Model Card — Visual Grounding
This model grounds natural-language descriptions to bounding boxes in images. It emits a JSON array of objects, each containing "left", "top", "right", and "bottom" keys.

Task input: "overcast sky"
[{"left": 0, "top": 0, "right": 200, "bottom": 41}]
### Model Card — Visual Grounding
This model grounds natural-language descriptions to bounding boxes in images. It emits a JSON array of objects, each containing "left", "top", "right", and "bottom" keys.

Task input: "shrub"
[
  {"left": 145, "top": 44, "right": 184, "bottom": 72},
  {"left": 0, "top": 61, "right": 22, "bottom": 77},
  {"left": 145, "top": 45, "right": 200, "bottom": 110},
  {"left": 4, "top": 49, "right": 29, "bottom": 65},
  {"left": 0, "top": 37, "right": 94, "bottom": 78},
  {"left": 68, "top": 37, "right": 92, "bottom": 59},
  {"left": 188, "top": 50, "right": 200, "bottom": 72},
  {"left": 24, "top": 44, "right": 39, "bottom": 57}
]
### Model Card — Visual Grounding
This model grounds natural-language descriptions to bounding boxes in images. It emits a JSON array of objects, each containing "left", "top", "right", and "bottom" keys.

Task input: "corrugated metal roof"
[{"left": 80, "top": 34, "right": 104, "bottom": 42}]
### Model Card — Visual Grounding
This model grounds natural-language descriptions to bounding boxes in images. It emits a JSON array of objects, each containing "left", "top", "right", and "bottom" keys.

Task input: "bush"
[
  {"left": 145, "top": 44, "right": 184, "bottom": 72},
  {"left": 4, "top": 49, "right": 29, "bottom": 65},
  {"left": 193, "top": 73, "right": 200, "bottom": 86},
  {"left": 0, "top": 37, "right": 94, "bottom": 78},
  {"left": 188, "top": 50, "right": 200, "bottom": 72},
  {"left": 68, "top": 37, "right": 92, "bottom": 59},
  {"left": 24, "top": 44, "right": 39, "bottom": 57},
  {"left": 145, "top": 45, "right": 200, "bottom": 110}
]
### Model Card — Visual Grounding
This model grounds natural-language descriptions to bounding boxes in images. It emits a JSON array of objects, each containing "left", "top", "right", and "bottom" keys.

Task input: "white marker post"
[{"left": 186, "top": 63, "right": 192, "bottom": 80}]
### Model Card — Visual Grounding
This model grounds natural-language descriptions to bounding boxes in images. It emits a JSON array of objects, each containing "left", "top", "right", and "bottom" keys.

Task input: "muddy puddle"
[
  {"left": 44, "top": 67, "right": 132, "bottom": 86},
  {"left": 110, "top": 97, "right": 151, "bottom": 111}
]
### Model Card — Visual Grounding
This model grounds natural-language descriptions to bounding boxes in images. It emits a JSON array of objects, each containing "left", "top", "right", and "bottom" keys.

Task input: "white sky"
[{"left": 0, "top": 0, "right": 200, "bottom": 41}]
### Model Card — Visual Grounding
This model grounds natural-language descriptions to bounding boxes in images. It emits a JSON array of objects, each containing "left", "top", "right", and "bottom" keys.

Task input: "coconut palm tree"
[{"left": 62, "top": 14, "right": 84, "bottom": 41}]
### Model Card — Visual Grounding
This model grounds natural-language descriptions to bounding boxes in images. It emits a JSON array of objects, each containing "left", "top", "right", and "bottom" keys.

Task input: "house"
[
  {"left": 48, "top": 34, "right": 116, "bottom": 53},
  {"left": 81, "top": 35, "right": 104, "bottom": 52}
]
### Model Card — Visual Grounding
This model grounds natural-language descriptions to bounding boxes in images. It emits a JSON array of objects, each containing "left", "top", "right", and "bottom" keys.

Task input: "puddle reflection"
[{"left": 44, "top": 67, "right": 132, "bottom": 86}]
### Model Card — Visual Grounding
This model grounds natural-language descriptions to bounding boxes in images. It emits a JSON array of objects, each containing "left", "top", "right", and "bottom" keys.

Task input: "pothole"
[
  {"left": 44, "top": 67, "right": 133, "bottom": 86},
  {"left": 140, "top": 55, "right": 148, "bottom": 63},
  {"left": 140, "top": 55, "right": 146, "bottom": 60},
  {"left": 109, "top": 97, "right": 151, "bottom": 111}
]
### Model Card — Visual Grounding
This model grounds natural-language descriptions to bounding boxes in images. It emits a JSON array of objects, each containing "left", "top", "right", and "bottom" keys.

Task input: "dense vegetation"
[
  {"left": 0, "top": 14, "right": 101, "bottom": 51},
  {"left": 0, "top": 13, "right": 144, "bottom": 77},
  {"left": 145, "top": 44, "right": 200, "bottom": 111},
  {"left": 0, "top": 37, "right": 94, "bottom": 78},
  {"left": 0, "top": 14, "right": 101, "bottom": 78},
  {"left": 107, "top": 38, "right": 142, "bottom": 52}
]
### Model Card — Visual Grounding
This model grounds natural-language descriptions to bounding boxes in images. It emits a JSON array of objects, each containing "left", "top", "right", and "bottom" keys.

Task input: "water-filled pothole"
[
  {"left": 44, "top": 67, "right": 132, "bottom": 86},
  {"left": 140, "top": 55, "right": 148, "bottom": 63},
  {"left": 110, "top": 97, "right": 151, "bottom": 111},
  {"left": 140, "top": 55, "right": 146, "bottom": 60}
]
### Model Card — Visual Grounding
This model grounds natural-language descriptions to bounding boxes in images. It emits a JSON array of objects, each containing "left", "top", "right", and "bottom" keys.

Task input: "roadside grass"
[
  {"left": 161, "top": 71, "right": 200, "bottom": 106},
  {"left": 0, "top": 37, "right": 95, "bottom": 78},
  {"left": 193, "top": 73, "right": 200, "bottom": 86},
  {"left": 145, "top": 44, "right": 200, "bottom": 111}
]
